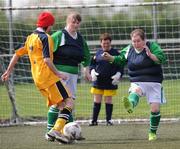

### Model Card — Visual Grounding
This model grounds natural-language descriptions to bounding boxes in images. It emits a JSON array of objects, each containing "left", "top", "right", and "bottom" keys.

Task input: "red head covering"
[{"left": 36, "top": 11, "right": 55, "bottom": 27}]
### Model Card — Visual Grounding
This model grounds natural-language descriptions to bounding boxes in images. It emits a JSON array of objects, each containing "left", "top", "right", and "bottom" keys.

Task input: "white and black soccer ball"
[{"left": 63, "top": 122, "right": 82, "bottom": 140}]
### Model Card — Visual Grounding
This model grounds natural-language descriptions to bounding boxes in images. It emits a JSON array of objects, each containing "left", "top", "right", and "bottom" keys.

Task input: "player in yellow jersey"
[{"left": 1, "top": 11, "right": 74, "bottom": 144}]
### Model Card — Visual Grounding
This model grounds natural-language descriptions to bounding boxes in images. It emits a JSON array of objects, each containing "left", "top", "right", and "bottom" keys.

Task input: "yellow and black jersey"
[{"left": 16, "top": 29, "right": 59, "bottom": 89}]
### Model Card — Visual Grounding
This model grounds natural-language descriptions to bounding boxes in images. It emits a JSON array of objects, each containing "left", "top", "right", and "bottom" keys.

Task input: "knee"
[
  {"left": 134, "top": 88, "right": 142, "bottom": 96},
  {"left": 56, "top": 102, "right": 65, "bottom": 110},
  {"left": 65, "top": 98, "right": 74, "bottom": 109},
  {"left": 129, "top": 84, "right": 142, "bottom": 96},
  {"left": 150, "top": 103, "right": 160, "bottom": 113},
  {"left": 104, "top": 98, "right": 112, "bottom": 104}
]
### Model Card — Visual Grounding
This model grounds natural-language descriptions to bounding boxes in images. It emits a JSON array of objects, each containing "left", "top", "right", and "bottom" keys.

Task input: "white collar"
[
  {"left": 134, "top": 48, "right": 143, "bottom": 54},
  {"left": 36, "top": 27, "right": 45, "bottom": 32},
  {"left": 64, "top": 27, "right": 77, "bottom": 39}
]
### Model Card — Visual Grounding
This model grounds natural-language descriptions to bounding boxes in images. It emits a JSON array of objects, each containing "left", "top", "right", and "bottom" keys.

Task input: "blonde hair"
[
  {"left": 66, "top": 11, "right": 82, "bottom": 23},
  {"left": 130, "top": 29, "right": 146, "bottom": 40}
]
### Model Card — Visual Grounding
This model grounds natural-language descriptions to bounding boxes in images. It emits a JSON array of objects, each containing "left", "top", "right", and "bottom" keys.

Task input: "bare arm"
[
  {"left": 102, "top": 52, "right": 115, "bottom": 62},
  {"left": 44, "top": 58, "right": 67, "bottom": 80},
  {"left": 84, "top": 66, "right": 92, "bottom": 81},
  {"left": 1, "top": 54, "right": 20, "bottom": 81}
]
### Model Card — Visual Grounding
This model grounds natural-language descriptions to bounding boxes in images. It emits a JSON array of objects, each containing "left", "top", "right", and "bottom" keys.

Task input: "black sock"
[
  {"left": 91, "top": 102, "right": 101, "bottom": 122},
  {"left": 59, "top": 106, "right": 72, "bottom": 121},
  {"left": 105, "top": 103, "right": 113, "bottom": 122}
]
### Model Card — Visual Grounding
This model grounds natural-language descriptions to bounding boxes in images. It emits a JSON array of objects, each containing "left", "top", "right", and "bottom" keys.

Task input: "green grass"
[
  {"left": 0, "top": 79, "right": 180, "bottom": 120},
  {"left": 0, "top": 122, "right": 180, "bottom": 149}
]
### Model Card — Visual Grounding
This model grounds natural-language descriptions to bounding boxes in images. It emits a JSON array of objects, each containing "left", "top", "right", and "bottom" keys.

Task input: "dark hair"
[
  {"left": 43, "top": 27, "right": 48, "bottom": 31},
  {"left": 130, "top": 29, "right": 146, "bottom": 40},
  {"left": 100, "top": 33, "right": 112, "bottom": 42}
]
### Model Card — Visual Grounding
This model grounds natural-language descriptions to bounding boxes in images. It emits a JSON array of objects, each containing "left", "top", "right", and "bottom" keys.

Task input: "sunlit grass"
[{"left": 0, "top": 79, "right": 180, "bottom": 120}]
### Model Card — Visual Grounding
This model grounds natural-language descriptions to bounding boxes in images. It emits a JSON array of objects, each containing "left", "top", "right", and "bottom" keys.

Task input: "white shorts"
[
  {"left": 60, "top": 71, "right": 78, "bottom": 99},
  {"left": 129, "top": 82, "right": 166, "bottom": 104}
]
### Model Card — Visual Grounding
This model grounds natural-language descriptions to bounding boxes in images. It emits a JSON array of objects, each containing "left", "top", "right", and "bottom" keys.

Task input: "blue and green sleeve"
[
  {"left": 113, "top": 45, "right": 130, "bottom": 66},
  {"left": 149, "top": 42, "right": 166, "bottom": 64},
  {"left": 51, "top": 30, "right": 63, "bottom": 52}
]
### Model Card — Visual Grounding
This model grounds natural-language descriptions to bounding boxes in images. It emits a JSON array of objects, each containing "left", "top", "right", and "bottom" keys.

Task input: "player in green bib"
[
  {"left": 103, "top": 28, "right": 167, "bottom": 141},
  {"left": 46, "top": 12, "right": 91, "bottom": 140}
]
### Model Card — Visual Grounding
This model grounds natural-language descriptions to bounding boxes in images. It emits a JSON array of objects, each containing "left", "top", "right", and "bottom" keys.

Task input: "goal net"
[{"left": 0, "top": 1, "right": 180, "bottom": 125}]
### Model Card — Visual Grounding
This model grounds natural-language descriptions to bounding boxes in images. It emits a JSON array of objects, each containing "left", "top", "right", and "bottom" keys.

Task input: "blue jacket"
[{"left": 90, "top": 48, "right": 124, "bottom": 89}]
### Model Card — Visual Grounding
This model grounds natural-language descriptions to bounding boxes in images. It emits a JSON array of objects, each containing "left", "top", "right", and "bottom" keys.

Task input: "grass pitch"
[{"left": 0, "top": 122, "right": 180, "bottom": 149}]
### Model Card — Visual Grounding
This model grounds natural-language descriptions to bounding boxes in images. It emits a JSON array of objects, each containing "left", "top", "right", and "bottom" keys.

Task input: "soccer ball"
[{"left": 63, "top": 122, "right": 82, "bottom": 140}]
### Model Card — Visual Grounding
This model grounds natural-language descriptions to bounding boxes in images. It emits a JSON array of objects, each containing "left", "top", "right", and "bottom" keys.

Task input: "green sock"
[
  {"left": 149, "top": 111, "right": 161, "bottom": 134},
  {"left": 47, "top": 106, "right": 59, "bottom": 132},
  {"left": 128, "top": 92, "right": 139, "bottom": 108}
]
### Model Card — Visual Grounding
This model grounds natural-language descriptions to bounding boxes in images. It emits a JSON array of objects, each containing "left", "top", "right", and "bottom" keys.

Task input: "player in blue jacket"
[{"left": 89, "top": 33, "right": 124, "bottom": 126}]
